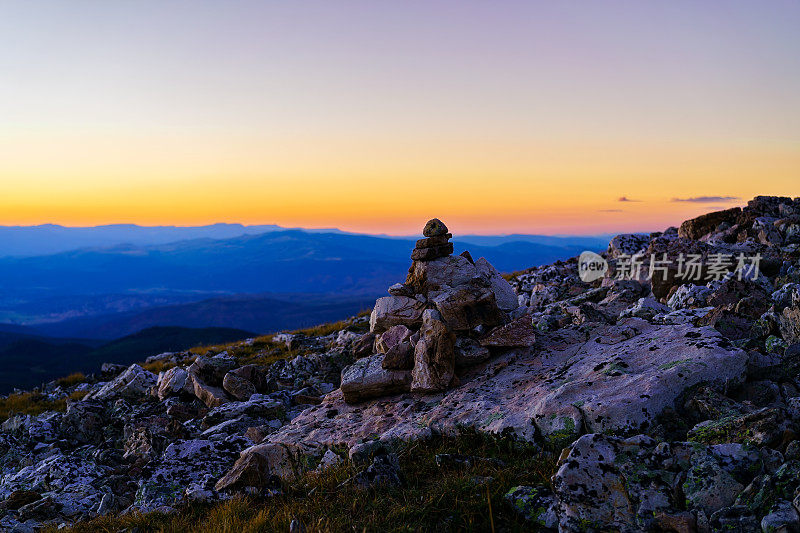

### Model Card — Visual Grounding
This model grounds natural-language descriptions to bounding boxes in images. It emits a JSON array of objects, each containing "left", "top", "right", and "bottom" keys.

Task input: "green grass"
[{"left": 51, "top": 432, "right": 557, "bottom": 532}]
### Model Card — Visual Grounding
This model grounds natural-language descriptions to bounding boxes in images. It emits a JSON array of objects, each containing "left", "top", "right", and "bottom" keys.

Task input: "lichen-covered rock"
[
  {"left": 422, "top": 218, "right": 448, "bottom": 237},
  {"left": 135, "top": 438, "right": 247, "bottom": 512},
  {"left": 683, "top": 452, "right": 744, "bottom": 515},
  {"left": 504, "top": 485, "right": 558, "bottom": 529},
  {"left": 687, "top": 407, "right": 790, "bottom": 447},
  {"left": 760, "top": 500, "right": 800, "bottom": 533}
]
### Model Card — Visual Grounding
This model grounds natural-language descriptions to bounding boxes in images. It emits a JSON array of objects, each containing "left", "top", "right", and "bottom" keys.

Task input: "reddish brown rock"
[
  {"left": 480, "top": 316, "right": 537, "bottom": 348},
  {"left": 678, "top": 207, "right": 741, "bottom": 240}
]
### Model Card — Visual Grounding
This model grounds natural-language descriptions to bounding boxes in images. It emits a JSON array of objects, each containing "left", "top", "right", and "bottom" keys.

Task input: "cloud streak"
[
  {"left": 618, "top": 196, "right": 640, "bottom": 202},
  {"left": 671, "top": 196, "right": 741, "bottom": 203}
]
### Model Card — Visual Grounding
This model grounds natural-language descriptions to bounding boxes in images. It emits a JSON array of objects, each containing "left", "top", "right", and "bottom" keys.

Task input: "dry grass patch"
[
  {"left": 56, "top": 432, "right": 557, "bottom": 532},
  {"left": 56, "top": 372, "right": 87, "bottom": 387},
  {"left": 0, "top": 392, "right": 66, "bottom": 422}
]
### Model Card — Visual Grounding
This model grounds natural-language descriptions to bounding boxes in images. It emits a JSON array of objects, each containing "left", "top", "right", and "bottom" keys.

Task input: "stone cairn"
[
  {"left": 410, "top": 218, "right": 453, "bottom": 261},
  {"left": 340, "top": 218, "right": 532, "bottom": 403}
]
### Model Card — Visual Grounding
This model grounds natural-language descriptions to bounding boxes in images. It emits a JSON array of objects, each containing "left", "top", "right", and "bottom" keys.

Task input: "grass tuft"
[{"left": 56, "top": 372, "right": 87, "bottom": 387}]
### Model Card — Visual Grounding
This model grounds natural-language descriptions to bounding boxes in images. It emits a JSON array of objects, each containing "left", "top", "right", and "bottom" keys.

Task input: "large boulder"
[
  {"left": 474, "top": 257, "right": 518, "bottom": 311},
  {"left": 369, "top": 296, "right": 425, "bottom": 334},
  {"left": 215, "top": 442, "right": 299, "bottom": 492},
  {"left": 431, "top": 286, "right": 504, "bottom": 332},
  {"left": 262, "top": 319, "right": 748, "bottom": 457},
  {"left": 410, "top": 309, "right": 456, "bottom": 393},
  {"left": 340, "top": 354, "right": 412, "bottom": 403},
  {"left": 405, "top": 255, "right": 478, "bottom": 294},
  {"left": 679, "top": 207, "right": 742, "bottom": 240}
]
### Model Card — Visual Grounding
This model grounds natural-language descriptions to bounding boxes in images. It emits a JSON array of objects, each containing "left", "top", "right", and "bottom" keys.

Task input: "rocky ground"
[{"left": 1, "top": 196, "right": 800, "bottom": 532}]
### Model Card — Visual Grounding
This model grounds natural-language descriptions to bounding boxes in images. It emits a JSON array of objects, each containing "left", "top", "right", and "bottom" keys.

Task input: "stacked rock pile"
[
  {"left": 410, "top": 218, "right": 453, "bottom": 261},
  {"left": 340, "top": 218, "right": 531, "bottom": 403}
]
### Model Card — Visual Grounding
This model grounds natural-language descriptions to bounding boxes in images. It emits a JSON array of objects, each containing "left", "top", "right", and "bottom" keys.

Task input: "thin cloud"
[
  {"left": 599, "top": 209, "right": 623, "bottom": 213},
  {"left": 618, "top": 196, "right": 640, "bottom": 202},
  {"left": 671, "top": 196, "right": 741, "bottom": 203}
]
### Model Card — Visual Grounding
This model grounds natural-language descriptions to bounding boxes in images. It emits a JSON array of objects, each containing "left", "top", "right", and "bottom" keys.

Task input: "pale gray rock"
[
  {"left": 608, "top": 233, "right": 650, "bottom": 258},
  {"left": 216, "top": 442, "right": 299, "bottom": 491},
  {"left": 668, "top": 283, "right": 713, "bottom": 310},
  {"left": 189, "top": 371, "right": 230, "bottom": 408},
  {"left": 222, "top": 372, "right": 256, "bottom": 401},
  {"left": 156, "top": 367, "right": 192, "bottom": 401},
  {"left": 405, "top": 255, "right": 479, "bottom": 294},
  {"left": 86, "top": 364, "right": 156, "bottom": 402},
  {"left": 620, "top": 296, "right": 671, "bottom": 321},
  {"left": 340, "top": 354, "right": 412, "bottom": 403},
  {"left": 203, "top": 394, "right": 285, "bottom": 427},
  {"left": 410, "top": 309, "right": 456, "bottom": 393},
  {"left": 263, "top": 320, "right": 747, "bottom": 461},
  {"left": 474, "top": 257, "right": 518, "bottom": 311},
  {"left": 135, "top": 438, "right": 246, "bottom": 512},
  {"left": 0, "top": 452, "right": 112, "bottom": 520},
  {"left": 369, "top": 296, "right": 425, "bottom": 334}
]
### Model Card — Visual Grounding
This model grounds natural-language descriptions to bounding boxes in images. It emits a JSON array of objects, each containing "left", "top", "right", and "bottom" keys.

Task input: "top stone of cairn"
[{"left": 423, "top": 218, "right": 448, "bottom": 237}]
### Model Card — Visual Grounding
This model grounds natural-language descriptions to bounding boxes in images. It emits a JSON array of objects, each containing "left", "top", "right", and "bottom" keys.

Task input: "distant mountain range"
[
  {"left": 0, "top": 224, "right": 609, "bottom": 392},
  {"left": 0, "top": 227, "right": 607, "bottom": 332},
  {"left": 0, "top": 223, "right": 346, "bottom": 258}
]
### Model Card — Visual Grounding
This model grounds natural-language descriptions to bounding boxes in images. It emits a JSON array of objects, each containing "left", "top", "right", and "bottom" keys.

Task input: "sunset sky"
[{"left": 0, "top": 1, "right": 797, "bottom": 235}]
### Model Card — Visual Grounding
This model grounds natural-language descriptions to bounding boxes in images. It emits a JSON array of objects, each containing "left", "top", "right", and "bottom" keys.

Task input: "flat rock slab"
[{"left": 266, "top": 318, "right": 747, "bottom": 459}]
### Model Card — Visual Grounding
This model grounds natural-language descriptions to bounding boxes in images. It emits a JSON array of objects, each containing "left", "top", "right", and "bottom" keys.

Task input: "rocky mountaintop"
[{"left": 2, "top": 196, "right": 800, "bottom": 532}]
